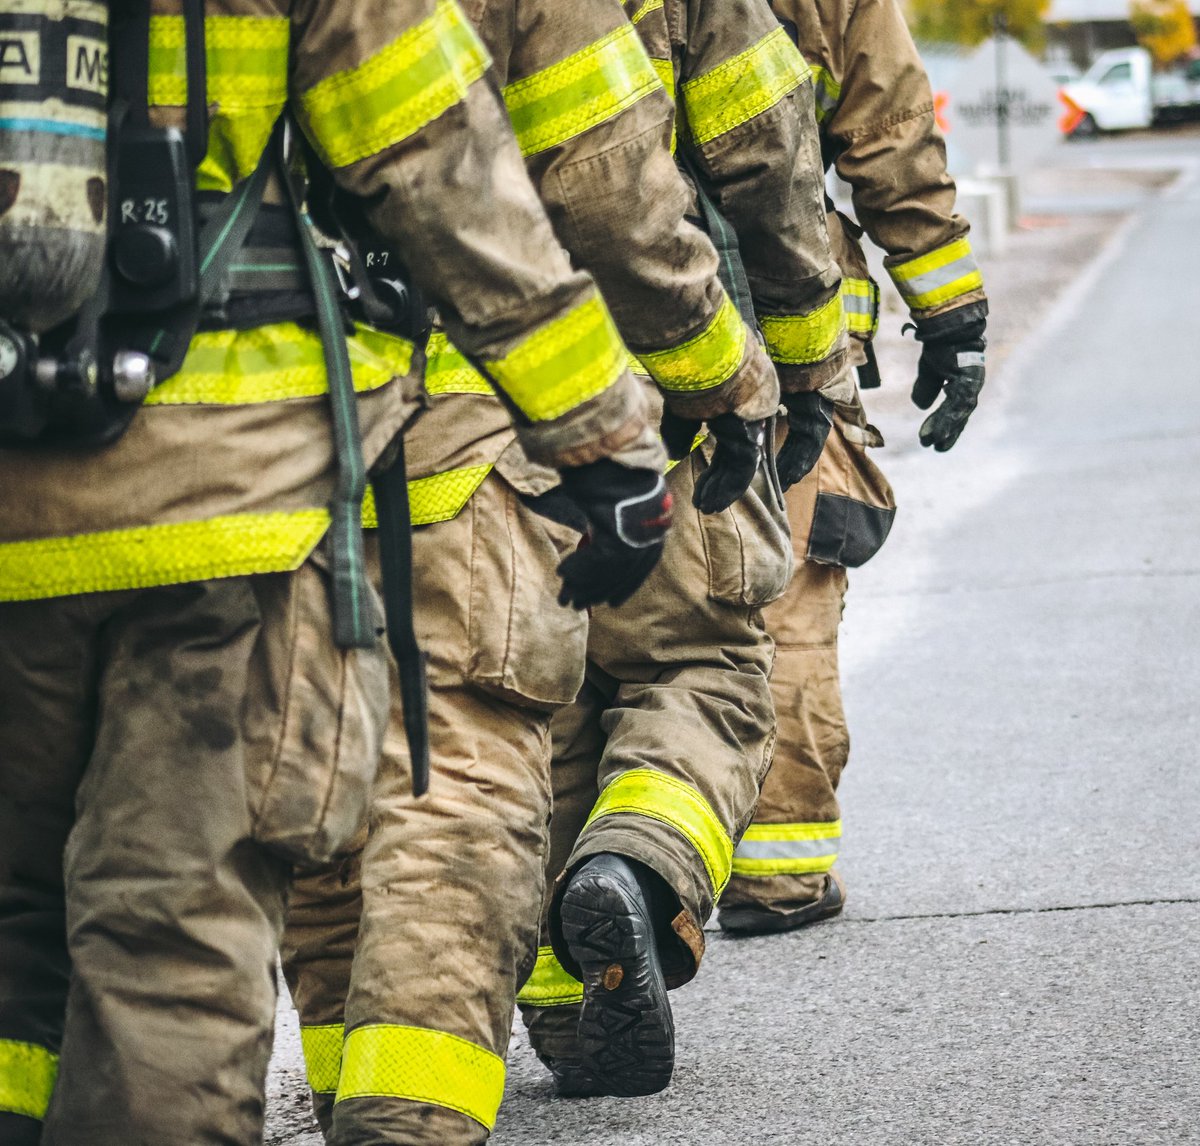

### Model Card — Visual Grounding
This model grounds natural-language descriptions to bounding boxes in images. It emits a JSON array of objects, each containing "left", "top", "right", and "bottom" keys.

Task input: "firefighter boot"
[
  {"left": 719, "top": 869, "right": 846, "bottom": 936},
  {"left": 559, "top": 853, "right": 675, "bottom": 1097}
]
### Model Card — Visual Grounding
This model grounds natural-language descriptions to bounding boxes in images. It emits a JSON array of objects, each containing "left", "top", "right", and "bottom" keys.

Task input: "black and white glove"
[
  {"left": 660, "top": 410, "right": 766, "bottom": 515},
  {"left": 525, "top": 459, "right": 673, "bottom": 610},
  {"left": 911, "top": 305, "right": 987, "bottom": 452},
  {"left": 775, "top": 392, "right": 834, "bottom": 491}
]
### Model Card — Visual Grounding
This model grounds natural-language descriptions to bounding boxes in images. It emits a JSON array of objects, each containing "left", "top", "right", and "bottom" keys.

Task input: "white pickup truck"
[{"left": 1061, "top": 47, "right": 1200, "bottom": 135}]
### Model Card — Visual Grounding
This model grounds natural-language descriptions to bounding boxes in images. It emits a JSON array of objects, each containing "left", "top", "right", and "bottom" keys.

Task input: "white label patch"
[
  {"left": 67, "top": 35, "right": 106, "bottom": 94},
  {"left": 0, "top": 33, "right": 40, "bottom": 84},
  {"left": 958, "top": 351, "right": 986, "bottom": 368}
]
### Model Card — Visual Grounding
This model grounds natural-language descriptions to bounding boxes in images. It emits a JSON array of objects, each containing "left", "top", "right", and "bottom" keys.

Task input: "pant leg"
[
  {"left": 546, "top": 453, "right": 790, "bottom": 987},
  {"left": 315, "top": 473, "right": 587, "bottom": 1146},
  {"left": 0, "top": 596, "right": 103, "bottom": 1145}
]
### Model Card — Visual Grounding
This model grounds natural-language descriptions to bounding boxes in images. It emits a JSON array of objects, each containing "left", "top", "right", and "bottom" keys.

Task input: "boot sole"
[{"left": 560, "top": 867, "right": 675, "bottom": 1098}]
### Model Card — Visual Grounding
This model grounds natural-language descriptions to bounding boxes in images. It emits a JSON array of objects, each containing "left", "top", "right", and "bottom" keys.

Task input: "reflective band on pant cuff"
[
  {"left": 760, "top": 293, "right": 846, "bottom": 366},
  {"left": 683, "top": 26, "right": 810, "bottom": 146},
  {"left": 301, "top": 0, "right": 491, "bottom": 168},
  {"left": 517, "top": 946, "right": 584, "bottom": 1007},
  {"left": 0, "top": 509, "right": 330, "bottom": 602},
  {"left": 300, "top": 1024, "right": 345, "bottom": 1096},
  {"left": 584, "top": 767, "right": 734, "bottom": 896},
  {"left": 0, "top": 1039, "right": 58, "bottom": 1120},
  {"left": 732, "top": 820, "right": 842, "bottom": 877},
  {"left": 504, "top": 22, "right": 662, "bottom": 157},
  {"left": 336, "top": 1024, "right": 505, "bottom": 1131},
  {"left": 889, "top": 238, "right": 983, "bottom": 311},
  {"left": 638, "top": 294, "right": 747, "bottom": 393},
  {"left": 485, "top": 294, "right": 626, "bottom": 423}
]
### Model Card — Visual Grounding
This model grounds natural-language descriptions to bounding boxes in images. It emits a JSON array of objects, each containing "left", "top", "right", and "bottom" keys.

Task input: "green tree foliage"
[
  {"left": 906, "top": 0, "right": 1052, "bottom": 51},
  {"left": 1130, "top": 0, "right": 1198, "bottom": 65}
]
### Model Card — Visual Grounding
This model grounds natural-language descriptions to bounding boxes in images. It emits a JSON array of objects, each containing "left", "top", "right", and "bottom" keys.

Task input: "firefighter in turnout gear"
[
  {"left": 0, "top": 1, "right": 666, "bottom": 1141},
  {"left": 516, "top": 0, "right": 850, "bottom": 1101},
  {"left": 719, "top": 0, "right": 989, "bottom": 935}
]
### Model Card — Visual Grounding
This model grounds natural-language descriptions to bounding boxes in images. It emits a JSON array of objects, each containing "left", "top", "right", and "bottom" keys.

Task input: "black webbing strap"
[
  {"left": 182, "top": 0, "right": 208, "bottom": 169},
  {"left": 372, "top": 441, "right": 431, "bottom": 797},
  {"left": 276, "top": 123, "right": 375, "bottom": 652},
  {"left": 858, "top": 340, "right": 882, "bottom": 390}
]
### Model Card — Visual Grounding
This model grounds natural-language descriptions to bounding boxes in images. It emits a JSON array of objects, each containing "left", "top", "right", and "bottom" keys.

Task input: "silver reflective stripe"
[
  {"left": 733, "top": 835, "right": 841, "bottom": 861},
  {"left": 893, "top": 252, "right": 980, "bottom": 304},
  {"left": 843, "top": 292, "right": 873, "bottom": 316}
]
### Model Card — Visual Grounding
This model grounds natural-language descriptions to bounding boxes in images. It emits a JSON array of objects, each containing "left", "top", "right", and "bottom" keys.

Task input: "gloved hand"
[
  {"left": 534, "top": 459, "right": 673, "bottom": 610},
  {"left": 775, "top": 392, "right": 834, "bottom": 491},
  {"left": 911, "top": 309, "right": 987, "bottom": 452},
  {"left": 660, "top": 409, "right": 766, "bottom": 514}
]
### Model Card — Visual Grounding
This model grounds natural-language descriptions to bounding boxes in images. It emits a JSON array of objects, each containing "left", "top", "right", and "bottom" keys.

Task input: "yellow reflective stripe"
[
  {"left": 760, "top": 293, "right": 845, "bottom": 366},
  {"left": 842, "top": 277, "right": 879, "bottom": 337},
  {"left": 362, "top": 464, "right": 493, "bottom": 529},
  {"left": 336, "top": 1023, "right": 505, "bottom": 1131},
  {"left": 148, "top": 15, "right": 289, "bottom": 192},
  {"left": 683, "top": 27, "right": 811, "bottom": 146},
  {"left": 425, "top": 332, "right": 494, "bottom": 396},
  {"left": 584, "top": 768, "right": 734, "bottom": 896},
  {"left": 630, "top": 0, "right": 663, "bottom": 24},
  {"left": 503, "top": 23, "right": 662, "bottom": 158},
  {"left": 810, "top": 63, "right": 841, "bottom": 123},
  {"left": 517, "top": 947, "right": 584, "bottom": 1007},
  {"left": 301, "top": 1024, "right": 345, "bottom": 1095},
  {"left": 732, "top": 819, "right": 841, "bottom": 875},
  {"left": 485, "top": 295, "right": 625, "bottom": 423},
  {"left": 302, "top": 0, "right": 491, "bottom": 169},
  {"left": 0, "top": 1040, "right": 57, "bottom": 1121},
  {"left": 638, "top": 294, "right": 746, "bottom": 393},
  {"left": 0, "top": 510, "right": 330, "bottom": 603},
  {"left": 145, "top": 324, "right": 413, "bottom": 406},
  {"left": 650, "top": 57, "right": 674, "bottom": 95},
  {"left": 889, "top": 238, "right": 983, "bottom": 311}
]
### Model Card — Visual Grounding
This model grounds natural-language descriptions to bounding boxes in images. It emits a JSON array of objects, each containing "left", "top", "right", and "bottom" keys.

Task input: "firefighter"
[
  {"left": 718, "top": 0, "right": 989, "bottom": 935},
  {"left": 277, "top": 0, "right": 840, "bottom": 1139},
  {"left": 0, "top": 1, "right": 664, "bottom": 1141},
  {"left": 517, "top": 0, "right": 851, "bottom": 1101}
]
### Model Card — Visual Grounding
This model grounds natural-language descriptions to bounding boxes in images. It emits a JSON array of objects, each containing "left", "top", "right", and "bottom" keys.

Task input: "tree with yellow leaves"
[
  {"left": 1130, "top": 0, "right": 1198, "bottom": 66},
  {"left": 906, "top": 0, "right": 1052, "bottom": 50}
]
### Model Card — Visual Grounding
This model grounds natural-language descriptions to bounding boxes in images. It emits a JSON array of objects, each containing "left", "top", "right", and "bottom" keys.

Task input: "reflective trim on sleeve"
[
  {"left": 584, "top": 768, "right": 734, "bottom": 897},
  {"left": 148, "top": 14, "right": 289, "bottom": 192},
  {"left": 300, "top": 1024, "right": 345, "bottom": 1096},
  {"left": 629, "top": 0, "right": 664, "bottom": 24},
  {"left": 731, "top": 820, "right": 842, "bottom": 877},
  {"left": 362, "top": 464, "right": 493, "bottom": 530},
  {"left": 301, "top": 0, "right": 491, "bottom": 169},
  {"left": 682, "top": 26, "right": 811, "bottom": 146},
  {"left": 809, "top": 63, "right": 842, "bottom": 124},
  {"left": 649, "top": 56, "right": 674, "bottom": 94},
  {"left": 0, "top": 510, "right": 330, "bottom": 602},
  {"left": 517, "top": 946, "right": 585, "bottom": 1008},
  {"left": 888, "top": 238, "right": 983, "bottom": 312},
  {"left": 760, "top": 293, "right": 845, "bottom": 366},
  {"left": 503, "top": 23, "right": 662, "bottom": 158},
  {"left": 485, "top": 295, "right": 626, "bottom": 423},
  {"left": 842, "top": 277, "right": 880, "bottom": 338},
  {"left": 425, "top": 332, "right": 495, "bottom": 396},
  {"left": 0, "top": 1039, "right": 58, "bottom": 1121},
  {"left": 144, "top": 324, "right": 413, "bottom": 406},
  {"left": 637, "top": 295, "right": 746, "bottom": 393},
  {"left": 335, "top": 1023, "right": 506, "bottom": 1131}
]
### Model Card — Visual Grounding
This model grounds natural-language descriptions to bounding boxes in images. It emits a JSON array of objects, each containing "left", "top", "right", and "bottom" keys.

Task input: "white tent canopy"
[{"left": 1047, "top": 0, "right": 1200, "bottom": 19}]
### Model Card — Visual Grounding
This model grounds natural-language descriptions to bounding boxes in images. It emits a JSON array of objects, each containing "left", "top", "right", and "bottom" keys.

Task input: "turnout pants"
[
  {"left": 520, "top": 452, "right": 790, "bottom": 1051},
  {"left": 721, "top": 416, "right": 894, "bottom": 920},
  {"left": 0, "top": 561, "right": 387, "bottom": 1145},
  {"left": 282, "top": 470, "right": 588, "bottom": 1145}
]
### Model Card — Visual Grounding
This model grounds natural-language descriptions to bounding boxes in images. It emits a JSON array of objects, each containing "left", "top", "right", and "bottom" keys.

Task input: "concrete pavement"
[{"left": 266, "top": 129, "right": 1200, "bottom": 1145}]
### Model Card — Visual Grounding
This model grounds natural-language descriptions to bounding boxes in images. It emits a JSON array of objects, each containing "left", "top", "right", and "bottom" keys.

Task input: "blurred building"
[{"left": 1047, "top": 0, "right": 1200, "bottom": 69}]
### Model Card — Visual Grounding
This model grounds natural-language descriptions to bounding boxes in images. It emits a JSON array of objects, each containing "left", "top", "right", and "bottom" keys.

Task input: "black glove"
[
  {"left": 660, "top": 409, "right": 766, "bottom": 515},
  {"left": 911, "top": 309, "right": 987, "bottom": 452},
  {"left": 538, "top": 459, "right": 673, "bottom": 610},
  {"left": 776, "top": 392, "right": 834, "bottom": 491}
]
